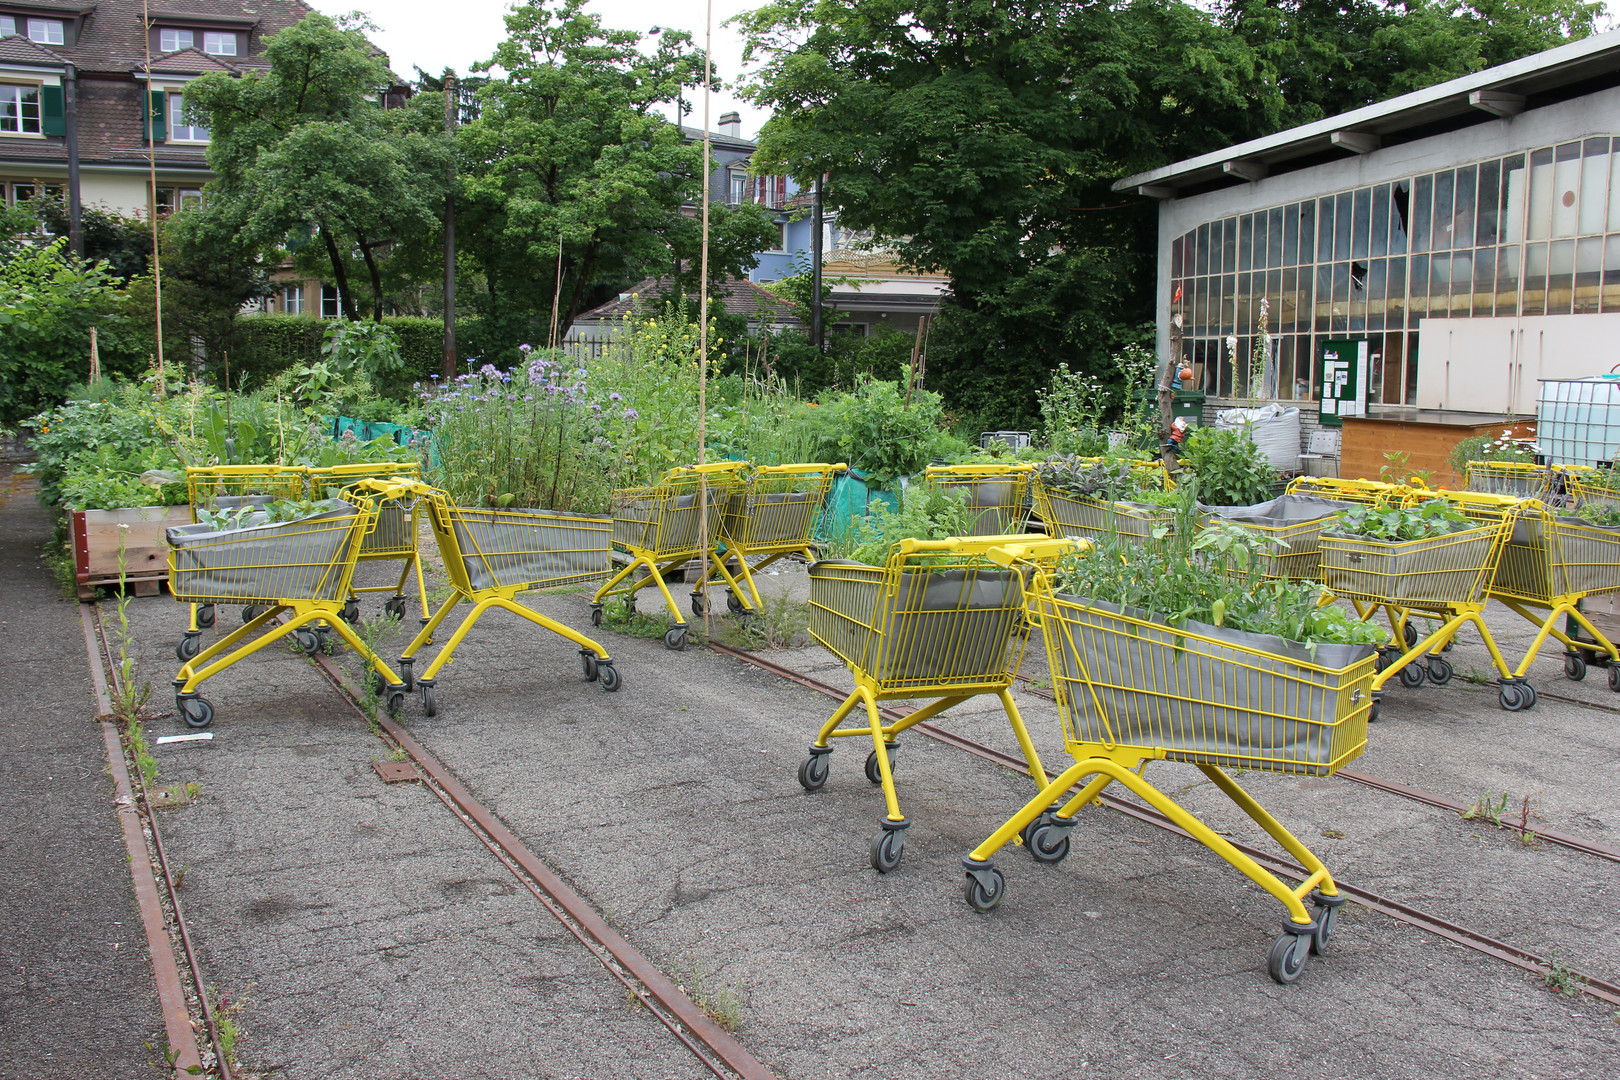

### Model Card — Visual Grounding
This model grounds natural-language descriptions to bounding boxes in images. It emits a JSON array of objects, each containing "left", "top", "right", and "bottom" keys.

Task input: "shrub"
[
  {"left": 1176, "top": 426, "right": 1278, "bottom": 507},
  {"left": 801, "top": 376, "right": 946, "bottom": 486}
]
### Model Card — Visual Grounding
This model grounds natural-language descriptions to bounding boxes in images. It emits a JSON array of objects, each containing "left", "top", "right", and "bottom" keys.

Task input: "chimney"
[{"left": 719, "top": 111, "right": 741, "bottom": 139}]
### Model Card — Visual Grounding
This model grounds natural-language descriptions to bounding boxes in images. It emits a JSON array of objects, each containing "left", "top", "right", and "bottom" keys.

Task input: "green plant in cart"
[
  {"left": 1334, "top": 499, "right": 1471, "bottom": 541},
  {"left": 1175, "top": 426, "right": 1278, "bottom": 507}
]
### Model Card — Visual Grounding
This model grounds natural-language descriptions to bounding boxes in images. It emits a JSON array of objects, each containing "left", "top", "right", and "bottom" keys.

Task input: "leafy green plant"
[
  {"left": 1449, "top": 430, "right": 1539, "bottom": 477},
  {"left": 322, "top": 320, "right": 404, "bottom": 379},
  {"left": 1175, "top": 426, "right": 1278, "bottom": 507},
  {"left": 1038, "top": 362, "right": 1111, "bottom": 456},
  {"left": 1575, "top": 502, "right": 1620, "bottom": 528},
  {"left": 1036, "top": 457, "right": 1166, "bottom": 503},
  {"left": 1334, "top": 499, "right": 1471, "bottom": 542},
  {"left": 194, "top": 496, "right": 336, "bottom": 532},
  {"left": 800, "top": 375, "right": 946, "bottom": 486},
  {"left": 822, "top": 486, "right": 980, "bottom": 566}
]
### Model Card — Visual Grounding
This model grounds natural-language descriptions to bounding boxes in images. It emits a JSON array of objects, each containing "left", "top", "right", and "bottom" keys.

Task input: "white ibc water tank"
[{"left": 1538, "top": 375, "right": 1620, "bottom": 466}]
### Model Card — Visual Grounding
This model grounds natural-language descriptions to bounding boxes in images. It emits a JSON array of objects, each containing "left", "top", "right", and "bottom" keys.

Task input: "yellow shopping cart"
[
  {"left": 692, "top": 463, "right": 844, "bottom": 617},
  {"left": 961, "top": 538, "right": 1376, "bottom": 984},
  {"left": 1285, "top": 476, "right": 1407, "bottom": 505},
  {"left": 310, "top": 462, "right": 429, "bottom": 625},
  {"left": 592, "top": 462, "right": 745, "bottom": 650},
  {"left": 167, "top": 486, "right": 409, "bottom": 728},
  {"left": 923, "top": 463, "right": 1036, "bottom": 534},
  {"left": 1200, "top": 494, "right": 1349, "bottom": 581},
  {"left": 801, "top": 535, "right": 1066, "bottom": 872},
  {"left": 372, "top": 480, "right": 618, "bottom": 716},
  {"left": 1464, "top": 460, "right": 1553, "bottom": 499},
  {"left": 176, "top": 465, "right": 310, "bottom": 663},
  {"left": 1319, "top": 490, "right": 1518, "bottom": 716},
  {"left": 1030, "top": 458, "right": 1175, "bottom": 544}
]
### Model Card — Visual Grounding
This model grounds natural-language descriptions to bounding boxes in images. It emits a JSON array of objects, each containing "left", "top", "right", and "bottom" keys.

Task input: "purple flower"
[
  {"left": 609, "top": 393, "right": 622, "bottom": 402},
  {"left": 479, "top": 363, "right": 501, "bottom": 380},
  {"left": 623, "top": 408, "right": 639, "bottom": 420},
  {"left": 591, "top": 403, "right": 601, "bottom": 413},
  {"left": 524, "top": 395, "right": 534, "bottom": 403},
  {"left": 519, "top": 343, "right": 533, "bottom": 353}
]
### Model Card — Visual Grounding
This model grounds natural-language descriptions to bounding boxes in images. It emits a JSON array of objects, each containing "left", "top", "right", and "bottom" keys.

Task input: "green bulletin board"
[{"left": 1316, "top": 338, "right": 1369, "bottom": 428}]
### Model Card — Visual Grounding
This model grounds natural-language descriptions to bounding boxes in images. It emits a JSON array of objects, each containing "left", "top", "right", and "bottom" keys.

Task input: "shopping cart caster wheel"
[
  {"left": 581, "top": 650, "right": 599, "bottom": 681},
  {"left": 1425, "top": 657, "right": 1453, "bottom": 686},
  {"left": 869, "top": 827, "right": 906, "bottom": 874},
  {"left": 1026, "top": 821, "right": 1072, "bottom": 864},
  {"left": 1367, "top": 698, "right": 1381, "bottom": 723},
  {"left": 398, "top": 658, "right": 413, "bottom": 692},
  {"left": 1499, "top": 681, "right": 1533, "bottom": 712},
  {"left": 589, "top": 604, "right": 604, "bottom": 627},
  {"left": 963, "top": 866, "right": 1005, "bottom": 912},
  {"left": 726, "top": 591, "right": 745, "bottom": 615},
  {"left": 294, "top": 628, "right": 321, "bottom": 655},
  {"left": 797, "top": 750, "right": 831, "bottom": 792},
  {"left": 420, "top": 684, "right": 438, "bottom": 717},
  {"left": 863, "top": 745, "right": 897, "bottom": 785},
  {"left": 690, "top": 593, "right": 707, "bottom": 618},
  {"left": 1268, "top": 931, "right": 1311, "bottom": 984},
  {"left": 1564, "top": 652, "right": 1588, "bottom": 681},
  {"left": 663, "top": 627, "right": 687, "bottom": 651},
  {"left": 1402, "top": 623, "right": 1419, "bottom": 649},
  {"left": 1609, "top": 666, "right": 1620, "bottom": 693},
  {"left": 176, "top": 633, "right": 202, "bottom": 663},
  {"left": 1397, "top": 663, "right": 1425, "bottom": 689},
  {"left": 383, "top": 596, "right": 407, "bottom": 621},
  {"left": 242, "top": 605, "right": 263, "bottom": 624},
  {"left": 1309, "top": 894, "right": 1344, "bottom": 956},
  {"left": 197, "top": 604, "right": 216, "bottom": 629},
  {"left": 340, "top": 601, "right": 361, "bottom": 626},
  {"left": 385, "top": 690, "right": 405, "bottom": 717},
  {"left": 597, "top": 664, "right": 621, "bottom": 693},
  {"left": 177, "top": 696, "right": 214, "bottom": 729}
]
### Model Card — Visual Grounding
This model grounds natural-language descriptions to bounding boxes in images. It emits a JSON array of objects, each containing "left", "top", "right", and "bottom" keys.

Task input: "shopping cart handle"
[{"left": 985, "top": 538, "right": 1087, "bottom": 566}]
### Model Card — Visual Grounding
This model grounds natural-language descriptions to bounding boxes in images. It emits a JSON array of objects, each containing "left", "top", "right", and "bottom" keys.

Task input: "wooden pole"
[
  {"left": 141, "top": 0, "right": 165, "bottom": 398},
  {"left": 697, "top": 0, "right": 713, "bottom": 638},
  {"left": 442, "top": 75, "right": 457, "bottom": 381},
  {"left": 88, "top": 326, "right": 99, "bottom": 384}
]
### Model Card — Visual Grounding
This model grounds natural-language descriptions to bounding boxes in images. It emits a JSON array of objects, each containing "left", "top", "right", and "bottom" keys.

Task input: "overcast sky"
[{"left": 310, "top": 0, "right": 772, "bottom": 137}]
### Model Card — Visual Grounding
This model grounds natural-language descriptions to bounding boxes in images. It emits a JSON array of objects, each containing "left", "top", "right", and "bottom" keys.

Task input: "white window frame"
[
  {"left": 159, "top": 28, "right": 194, "bottom": 52},
  {"left": 282, "top": 285, "right": 304, "bottom": 315},
  {"left": 320, "top": 284, "right": 341, "bottom": 319},
  {"left": 202, "top": 31, "right": 236, "bottom": 57},
  {"left": 728, "top": 170, "right": 746, "bottom": 206},
  {"left": 26, "top": 19, "right": 63, "bottom": 45},
  {"left": 0, "top": 82, "right": 42, "bottom": 136},
  {"left": 0, "top": 16, "right": 16, "bottom": 36},
  {"left": 167, "top": 91, "right": 209, "bottom": 143}
]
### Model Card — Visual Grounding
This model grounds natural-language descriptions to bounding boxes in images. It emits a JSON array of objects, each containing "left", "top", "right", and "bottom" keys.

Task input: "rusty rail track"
[{"left": 709, "top": 640, "right": 1620, "bottom": 1007}]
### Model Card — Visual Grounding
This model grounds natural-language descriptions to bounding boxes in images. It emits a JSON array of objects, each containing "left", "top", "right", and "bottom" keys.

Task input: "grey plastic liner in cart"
[
  {"left": 740, "top": 490, "right": 821, "bottom": 546},
  {"left": 167, "top": 500, "right": 361, "bottom": 603},
  {"left": 1202, "top": 494, "right": 1348, "bottom": 578},
  {"left": 809, "top": 560, "right": 1026, "bottom": 685},
  {"left": 450, "top": 508, "right": 611, "bottom": 591},
  {"left": 935, "top": 479, "right": 1022, "bottom": 534},
  {"left": 1495, "top": 513, "right": 1620, "bottom": 599},
  {"left": 1045, "top": 596, "right": 1375, "bottom": 776},
  {"left": 612, "top": 489, "right": 725, "bottom": 554},
  {"left": 1319, "top": 524, "right": 1498, "bottom": 603},
  {"left": 362, "top": 502, "right": 412, "bottom": 553},
  {"left": 1041, "top": 492, "right": 1171, "bottom": 541}
]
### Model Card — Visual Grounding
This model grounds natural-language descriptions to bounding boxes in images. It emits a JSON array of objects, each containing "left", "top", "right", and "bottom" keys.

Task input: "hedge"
[{"left": 222, "top": 314, "right": 491, "bottom": 391}]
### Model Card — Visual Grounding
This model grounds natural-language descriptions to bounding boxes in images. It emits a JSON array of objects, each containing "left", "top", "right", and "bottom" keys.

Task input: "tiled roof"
[
  {"left": 0, "top": 34, "right": 70, "bottom": 66},
  {"left": 146, "top": 46, "right": 239, "bottom": 75},
  {"left": 577, "top": 277, "right": 801, "bottom": 324},
  {"left": 60, "top": 0, "right": 317, "bottom": 74}
]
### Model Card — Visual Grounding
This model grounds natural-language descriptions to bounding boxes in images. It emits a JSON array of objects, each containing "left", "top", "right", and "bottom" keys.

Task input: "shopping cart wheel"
[
  {"left": 580, "top": 650, "right": 599, "bottom": 681},
  {"left": 398, "top": 658, "right": 413, "bottom": 692},
  {"left": 1425, "top": 657, "right": 1453, "bottom": 686},
  {"left": 589, "top": 604, "right": 604, "bottom": 627},
  {"left": 690, "top": 593, "right": 707, "bottom": 618},
  {"left": 242, "top": 605, "right": 263, "bottom": 624},
  {"left": 597, "top": 663, "right": 621, "bottom": 693},
  {"left": 420, "top": 684, "right": 438, "bottom": 717},
  {"left": 340, "top": 600, "right": 361, "bottom": 626},
  {"left": 962, "top": 862, "right": 1005, "bottom": 912},
  {"left": 1026, "top": 820, "right": 1073, "bottom": 864},
  {"left": 1498, "top": 681, "right": 1533, "bottom": 712},
  {"left": 294, "top": 628, "right": 321, "bottom": 655},
  {"left": 726, "top": 591, "right": 744, "bottom": 615},
  {"left": 1564, "top": 652, "right": 1588, "bottom": 681},
  {"left": 869, "top": 825, "right": 906, "bottom": 874},
  {"left": 385, "top": 689, "right": 405, "bottom": 717},
  {"left": 1309, "top": 893, "right": 1344, "bottom": 956},
  {"left": 1610, "top": 666, "right": 1620, "bottom": 693},
  {"left": 1268, "top": 930, "right": 1311, "bottom": 984},
  {"left": 663, "top": 627, "right": 688, "bottom": 651},
  {"left": 797, "top": 748, "right": 831, "bottom": 791},
  {"left": 197, "top": 604, "right": 216, "bottom": 629},
  {"left": 1367, "top": 696, "right": 1381, "bottom": 723},
  {"left": 383, "top": 596, "right": 407, "bottom": 621},
  {"left": 1397, "top": 663, "right": 1425, "bottom": 689},
  {"left": 175, "top": 632, "right": 202, "bottom": 663},
  {"left": 176, "top": 695, "right": 214, "bottom": 729},
  {"left": 1402, "top": 622, "right": 1418, "bottom": 650},
  {"left": 863, "top": 744, "right": 897, "bottom": 785}
]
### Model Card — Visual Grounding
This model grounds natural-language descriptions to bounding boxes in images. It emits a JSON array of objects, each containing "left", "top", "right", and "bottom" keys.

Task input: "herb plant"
[
  {"left": 1576, "top": 502, "right": 1620, "bottom": 528},
  {"left": 1037, "top": 458, "right": 1166, "bottom": 503},
  {"left": 821, "top": 486, "right": 981, "bottom": 566},
  {"left": 1175, "top": 426, "right": 1278, "bottom": 507},
  {"left": 1333, "top": 499, "right": 1472, "bottom": 542},
  {"left": 195, "top": 496, "right": 337, "bottom": 532},
  {"left": 1448, "top": 430, "right": 1539, "bottom": 477}
]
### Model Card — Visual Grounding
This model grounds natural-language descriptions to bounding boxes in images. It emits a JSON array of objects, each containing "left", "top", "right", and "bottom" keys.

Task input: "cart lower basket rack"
[
  {"left": 167, "top": 491, "right": 410, "bottom": 728},
  {"left": 961, "top": 543, "right": 1376, "bottom": 984},
  {"left": 176, "top": 464, "right": 310, "bottom": 663},
  {"left": 923, "top": 463, "right": 1035, "bottom": 535},
  {"left": 593, "top": 463, "right": 743, "bottom": 650},
  {"left": 372, "top": 480, "right": 618, "bottom": 716},
  {"left": 692, "top": 462, "right": 844, "bottom": 618},
  {"left": 801, "top": 535, "right": 1068, "bottom": 873},
  {"left": 311, "top": 462, "right": 430, "bottom": 625},
  {"left": 1318, "top": 491, "right": 1518, "bottom": 715}
]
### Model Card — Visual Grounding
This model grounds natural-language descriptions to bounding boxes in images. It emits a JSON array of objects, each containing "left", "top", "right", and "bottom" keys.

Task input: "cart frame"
[
  {"left": 923, "top": 462, "right": 1036, "bottom": 535},
  {"left": 310, "top": 462, "right": 430, "bottom": 624},
  {"left": 691, "top": 462, "right": 844, "bottom": 617}
]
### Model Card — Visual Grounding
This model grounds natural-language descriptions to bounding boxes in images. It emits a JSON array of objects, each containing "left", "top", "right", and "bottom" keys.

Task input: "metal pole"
[
  {"left": 810, "top": 173, "right": 823, "bottom": 350},
  {"left": 442, "top": 75, "right": 457, "bottom": 381},
  {"left": 64, "top": 63, "right": 82, "bottom": 259}
]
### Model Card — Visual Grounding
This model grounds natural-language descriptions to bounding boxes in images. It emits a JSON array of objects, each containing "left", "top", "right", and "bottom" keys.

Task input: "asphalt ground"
[
  {"left": 0, "top": 469, "right": 164, "bottom": 1080},
  {"left": 109, "top": 546, "right": 1618, "bottom": 1080}
]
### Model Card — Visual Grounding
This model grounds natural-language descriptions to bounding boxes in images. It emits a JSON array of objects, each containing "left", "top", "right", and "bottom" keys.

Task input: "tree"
[
  {"left": 453, "top": 0, "right": 777, "bottom": 357},
  {"left": 185, "top": 13, "right": 450, "bottom": 322}
]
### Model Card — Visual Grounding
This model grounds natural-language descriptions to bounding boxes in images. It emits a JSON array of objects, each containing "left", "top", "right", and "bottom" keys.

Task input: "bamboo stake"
[
  {"left": 697, "top": 0, "right": 713, "bottom": 639},
  {"left": 141, "top": 0, "right": 166, "bottom": 398}
]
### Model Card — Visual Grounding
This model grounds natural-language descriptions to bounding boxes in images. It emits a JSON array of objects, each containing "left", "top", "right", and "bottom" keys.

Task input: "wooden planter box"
[{"left": 70, "top": 505, "right": 190, "bottom": 600}]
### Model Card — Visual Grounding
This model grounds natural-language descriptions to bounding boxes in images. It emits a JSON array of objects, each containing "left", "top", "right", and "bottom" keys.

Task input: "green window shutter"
[
  {"left": 142, "top": 89, "right": 166, "bottom": 142},
  {"left": 40, "top": 85, "right": 65, "bottom": 136}
]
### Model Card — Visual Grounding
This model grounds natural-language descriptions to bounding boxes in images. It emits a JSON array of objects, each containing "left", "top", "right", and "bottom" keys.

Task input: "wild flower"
[{"left": 624, "top": 408, "right": 640, "bottom": 420}]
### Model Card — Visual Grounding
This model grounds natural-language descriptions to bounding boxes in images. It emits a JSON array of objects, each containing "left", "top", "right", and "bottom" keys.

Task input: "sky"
[{"left": 310, "top": 0, "right": 773, "bottom": 138}]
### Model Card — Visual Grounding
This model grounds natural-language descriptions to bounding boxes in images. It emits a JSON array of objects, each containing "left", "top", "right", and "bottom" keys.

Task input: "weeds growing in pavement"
[
  {"left": 144, "top": 1040, "right": 203, "bottom": 1076},
  {"left": 602, "top": 596, "right": 700, "bottom": 642},
  {"left": 1543, "top": 951, "right": 1586, "bottom": 997},
  {"left": 344, "top": 612, "right": 403, "bottom": 722},
  {"left": 108, "top": 528, "right": 152, "bottom": 725},
  {"left": 1461, "top": 666, "right": 1493, "bottom": 685},
  {"left": 1461, "top": 791, "right": 1510, "bottom": 827},
  {"left": 717, "top": 595, "right": 810, "bottom": 651},
  {"left": 676, "top": 957, "right": 745, "bottom": 1033}
]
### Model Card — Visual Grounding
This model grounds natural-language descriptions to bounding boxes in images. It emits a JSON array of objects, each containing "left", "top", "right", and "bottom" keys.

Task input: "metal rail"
[{"left": 708, "top": 641, "right": 1620, "bottom": 1007}]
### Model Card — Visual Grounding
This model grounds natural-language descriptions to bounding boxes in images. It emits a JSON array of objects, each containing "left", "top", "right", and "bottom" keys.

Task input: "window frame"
[
  {"left": 0, "top": 15, "right": 15, "bottom": 36},
  {"left": 159, "top": 27, "right": 195, "bottom": 52},
  {"left": 202, "top": 31, "right": 237, "bottom": 57},
  {"left": 25, "top": 18, "right": 63, "bottom": 45},
  {"left": 320, "top": 284, "right": 341, "bottom": 319},
  {"left": 166, "top": 90, "right": 209, "bottom": 143},
  {"left": 282, "top": 284, "right": 304, "bottom": 315},
  {"left": 0, "top": 81, "right": 42, "bottom": 136}
]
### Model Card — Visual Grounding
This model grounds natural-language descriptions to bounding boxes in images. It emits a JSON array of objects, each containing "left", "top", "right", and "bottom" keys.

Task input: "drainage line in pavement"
[
  {"left": 709, "top": 641, "right": 1620, "bottom": 1008},
  {"left": 82, "top": 604, "right": 228, "bottom": 1079},
  {"left": 305, "top": 649, "right": 778, "bottom": 1080}
]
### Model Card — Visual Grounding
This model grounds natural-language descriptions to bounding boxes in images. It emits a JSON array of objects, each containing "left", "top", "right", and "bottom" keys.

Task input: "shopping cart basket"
[
  {"left": 800, "top": 535, "right": 1068, "bottom": 872},
  {"left": 1464, "top": 460, "right": 1553, "bottom": 499},
  {"left": 1031, "top": 458, "right": 1174, "bottom": 543},
  {"left": 1200, "top": 494, "right": 1348, "bottom": 581},
  {"left": 1319, "top": 490, "right": 1517, "bottom": 715},
  {"left": 961, "top": 538, "right": 1376, "bottom": 985},
  {"left": 310, "top": 462, "right": 429, "bottom": 625},
  {"left": 923, "top": 463, "right": 1036, "bottom": 535},
  {"left": 1284, "top": 476, "right": 1407, "bottom": 505},
  {"left": 1486, "top": 500, "right": 1620, "bottom": 697},
  {"left": 692, "top": 463, "right": 844, "bottom": 617},
  {"left": 176, "top": 465, "right": 310, "bottom": 663},
  {"left": 167, "top": 490, "right": 408, "bottom": 728},
  {"left": 592, "top": 462, "right": 745, "bottom": 650},
  {"left": 371, "top": 480, "right": 617, "bottom": 716},
  {"left": 1565, "top": 465, "right": 1620, "bottom": 510}
]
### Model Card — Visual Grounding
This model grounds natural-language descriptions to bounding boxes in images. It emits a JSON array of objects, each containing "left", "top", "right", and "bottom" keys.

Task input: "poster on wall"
[{"left": 1317, "top": 339, "right": 1370, "bottom": 428}]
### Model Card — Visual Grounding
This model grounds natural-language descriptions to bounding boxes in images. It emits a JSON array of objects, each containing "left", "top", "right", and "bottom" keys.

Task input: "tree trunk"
[
  {"left": 321, "top": 230, "right": 360, "bottom": 321},
  {"left": 359, "top": 240, "right": 385, "bottom": 321}
]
